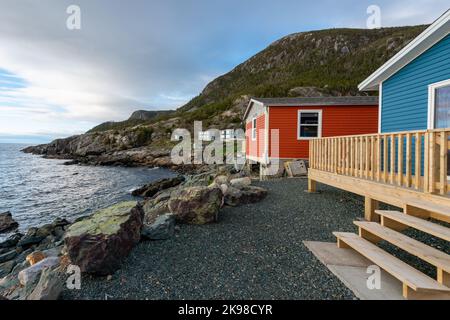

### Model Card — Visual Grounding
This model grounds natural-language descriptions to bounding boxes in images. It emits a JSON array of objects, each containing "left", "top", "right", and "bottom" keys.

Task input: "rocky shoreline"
[{"left": 0, "top": 165, "right": 266, "bottom": 300}]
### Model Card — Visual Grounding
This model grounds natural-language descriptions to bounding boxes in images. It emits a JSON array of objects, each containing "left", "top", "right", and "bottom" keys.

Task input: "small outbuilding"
[{"left": 243, "top": 96, "right": 379, "bottom": 165}]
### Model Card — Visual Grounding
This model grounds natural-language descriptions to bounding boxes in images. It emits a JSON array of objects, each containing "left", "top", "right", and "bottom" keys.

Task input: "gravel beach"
[
  {"left": 61, "top": 178, "right": 449, "bottom": 300},
  {"left": 62, "top": 178, "right": 363, "bottom": 300}
]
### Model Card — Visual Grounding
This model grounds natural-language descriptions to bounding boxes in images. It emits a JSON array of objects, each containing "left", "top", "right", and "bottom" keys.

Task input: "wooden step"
[
  {"left": 354, "top": 221, "right": 450, "bottom": 274},
  {"left": 376, "top": 210, "right": 450, "bottom": 242},
  {"left": 404, "top": 199, "right": 450, "bottom": 223},
  {"left": 333, "top": 232, "right": 450, "bottom": 299}
]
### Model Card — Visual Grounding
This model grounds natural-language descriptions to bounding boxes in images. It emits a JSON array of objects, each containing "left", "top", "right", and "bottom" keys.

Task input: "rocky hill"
[
  {"left": 87, "top": 110, "right": 173, "bottom": 133},
  {"left": 23, "top": 25, "right": 427, "bottom": 169}
]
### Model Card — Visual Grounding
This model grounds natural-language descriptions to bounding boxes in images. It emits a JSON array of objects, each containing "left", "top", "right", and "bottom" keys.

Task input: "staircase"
[{"left": 333, "top": 207, "right": 450, "bottom": 300}]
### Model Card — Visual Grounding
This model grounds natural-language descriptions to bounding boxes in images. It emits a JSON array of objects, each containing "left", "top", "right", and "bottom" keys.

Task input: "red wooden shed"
[{"left": 243, "top": 96, "right": 379, "bottom": 164}]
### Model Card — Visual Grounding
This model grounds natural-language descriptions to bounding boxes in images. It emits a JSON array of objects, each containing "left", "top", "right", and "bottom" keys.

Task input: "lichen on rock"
[{"left": 65, "top": 201, "right": 138, "bottom": 237}]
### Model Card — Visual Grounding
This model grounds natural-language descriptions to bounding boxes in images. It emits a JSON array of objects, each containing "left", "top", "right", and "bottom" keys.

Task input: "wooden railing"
[{"left": 309, "top": 129, "right": 450, "bottom": 196}]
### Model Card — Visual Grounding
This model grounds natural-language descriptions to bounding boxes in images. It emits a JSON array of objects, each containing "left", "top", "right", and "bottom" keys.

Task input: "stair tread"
[
  {"left": 333, "top": 232, "right": 450, "bottom": 292},
  {"left": 355, "top": 221, "right": 450, "bottom": 272},
  {"left": 376, "top": 210, "right": 450, "bottom": 242},
  {"left": 404, "top": 198, "right": 450, "bottom": 218}
]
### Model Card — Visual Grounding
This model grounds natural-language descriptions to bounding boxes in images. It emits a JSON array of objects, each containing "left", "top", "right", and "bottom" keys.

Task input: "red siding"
[
  {"left": 246, "top": 114, "right": 266, "bottom": 159},
  {"left": 268, "top": 105, "right": 378, "bottom": 159}
]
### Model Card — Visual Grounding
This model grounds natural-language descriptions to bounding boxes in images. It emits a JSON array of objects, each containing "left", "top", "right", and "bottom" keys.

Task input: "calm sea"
[{"left": 0, "top": 143, "right": 175, "bottom": 241}]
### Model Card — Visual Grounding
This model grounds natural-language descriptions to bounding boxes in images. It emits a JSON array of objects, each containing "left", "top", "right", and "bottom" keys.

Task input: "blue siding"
[{"left": 381, "top": 33, "right": 450, "bottom": 132}]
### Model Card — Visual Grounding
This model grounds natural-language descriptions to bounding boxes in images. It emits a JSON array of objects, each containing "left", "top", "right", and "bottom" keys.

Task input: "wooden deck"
[
  {"left": 308, "top": 129, "right": 450, "bottom": 299},
  {"left": 308, "top": 128, "right": 450, "bottom": 222}
]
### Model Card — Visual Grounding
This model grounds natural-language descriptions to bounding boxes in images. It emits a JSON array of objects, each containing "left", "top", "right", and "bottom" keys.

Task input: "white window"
[
  {"left": 251, "top": 118, "right": 257, "bottom": 141},
  {"left": 298, "top": 110, "right": 322, "bottom": 140},
  {"left": 429, "top": 79, "right": 450, "bottom": 129},
  {"left": 221, "top": 129, "right": 235, "bottom": 141}
]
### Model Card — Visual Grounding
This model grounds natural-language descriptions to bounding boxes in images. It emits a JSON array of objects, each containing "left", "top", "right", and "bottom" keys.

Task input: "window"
[
  {"left": 298, "top": 110, "right": 322, "bottom": 140},
  {"left": 429, "top": 79, "right": 450, "bottom": 176},
  {"left": 251, "top": 118, "right": 257, "bottom": 141},
  {"left": 429, "top": 79, "right": 450, "bottom": 129}
]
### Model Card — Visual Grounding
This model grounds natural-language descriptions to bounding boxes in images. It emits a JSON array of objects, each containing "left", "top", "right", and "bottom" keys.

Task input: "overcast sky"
[{"left": 0, "top": 0, "right": 448, "bottom": 143}]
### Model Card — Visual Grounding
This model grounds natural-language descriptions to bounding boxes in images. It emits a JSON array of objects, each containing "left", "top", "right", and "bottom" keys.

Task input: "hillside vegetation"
[{"left": 25, "top": 25, "right": 428, "bottom": 162}]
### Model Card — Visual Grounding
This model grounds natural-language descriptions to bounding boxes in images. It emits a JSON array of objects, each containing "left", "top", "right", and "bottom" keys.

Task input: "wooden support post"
[
  {"left": 381, "top": 216, "right": 408, "bottom": 232},
  {"left": 437, "top": 269, "right": 450, "bottom": 287},
  {"left": 358, "top": 228, "right": 382, "bottom": 244},
  {"left": 403, "top": 204, "right": 430, "bottom": 219},
  {"left": 364, "top": 197, "right": 380, "bottom": 222},
  {"left": 308, "top": 178, "right": 317, "bottom": 193},
  {"left": 337, "top": 238, "right": 350, "bottom": 249},
  {"left": 403, "top": 284, "right": 450, "bottom": 300}
]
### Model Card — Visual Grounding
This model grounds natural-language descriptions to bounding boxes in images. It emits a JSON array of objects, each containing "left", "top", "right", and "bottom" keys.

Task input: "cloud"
[{"left": 0, "top": 0, "right": 448, "bottom": 142}]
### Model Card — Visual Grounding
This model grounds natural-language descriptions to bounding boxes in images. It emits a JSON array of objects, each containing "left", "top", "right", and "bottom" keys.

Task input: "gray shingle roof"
[{"left": 251, "top": 96, "right": 379, "bottom": 106}]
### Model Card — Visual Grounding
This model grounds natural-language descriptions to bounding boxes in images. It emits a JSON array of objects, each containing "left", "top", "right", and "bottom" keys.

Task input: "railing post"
[
  {"left": 429, "top": 131, "right": 436, "bottom": 194},
  {"left": 424, "top": 131, "right": 430, "bottom": 193},
  {"left": 439, "top": 131, "right": 448, "bottom": 195},
  {"left": 415, "top": 132, "right": 421, "bottom": 190}
]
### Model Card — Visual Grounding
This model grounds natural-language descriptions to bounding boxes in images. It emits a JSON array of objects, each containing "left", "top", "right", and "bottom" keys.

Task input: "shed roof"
[{"left": 244, "top": 96, "right": 378, "bottom": 120}]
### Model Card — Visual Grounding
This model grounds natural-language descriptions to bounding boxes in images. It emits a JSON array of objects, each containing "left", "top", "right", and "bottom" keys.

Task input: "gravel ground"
[{"left": 61, "top": 178, "right": 448, "bottom": 300}]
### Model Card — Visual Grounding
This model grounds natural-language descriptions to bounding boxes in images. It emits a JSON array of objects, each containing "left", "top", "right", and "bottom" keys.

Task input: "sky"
[{"left": 0, "top": 0, "right": 449, "bottom": 144}]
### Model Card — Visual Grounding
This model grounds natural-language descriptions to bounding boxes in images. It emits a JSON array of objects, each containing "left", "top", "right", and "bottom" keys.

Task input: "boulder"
[
  {"left": 219, "top": 184, "right": 229, "bottom": 195},
  {"left": 182, "top": 171, "right": 215, "bottom": 187},
  {"left": 27, "top": 266, "right": 65, "bottom": 300},
  {"left": 0, "top": 212, "right": 18, "bottom": 233},
  {"left": 141, "top": 214, "right": 175, "bottom": 240},
  {"left": 214, "top": 175, "right": 229, "bottom": 185},
  {"left": 0, "top": 250, "right": 17, "bottom": 264},
  {"left": 168, "top": 186, "right": 223, "bottom": 224},
  {"left": 18, "top": 257, "right": 60, "bottom": 286},
  {"left": 17, "top": 228, "right": 46, "bottom": 248},
  {"left": 229, "top": 177, "right": 252, "bottom": 188},
  {"left": 0, "top": 233, "right": 22, "bottom": 249},
  {"left": 224, "top": 186, "right": 268, "bottom": 207},
  {"left": 26, "top": 251, "right": 46, "bottom": 266},
  {"left": 152, "top": 156, "right": 173, "bottom": 167},
  {"left": 132, "top": 176, "right": 185, "bottom": 198},
  {"left": 64, "top": 201, "right": 143, "bottom": 275},
  {"left": 0, "top": 260, "right": 16, "bottom": 278}
]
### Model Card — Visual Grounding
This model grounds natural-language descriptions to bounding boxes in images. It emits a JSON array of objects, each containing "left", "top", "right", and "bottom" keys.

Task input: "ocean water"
[{"left": 0, "top": 143, "right": 175, "bottom": 241}]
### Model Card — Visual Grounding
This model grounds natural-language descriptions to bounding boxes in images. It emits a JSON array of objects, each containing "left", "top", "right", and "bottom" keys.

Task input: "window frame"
[
  {"left": 297, "top": 109, "right": 323, "bottom": 140},
  {"left": 428, "top": 78, "right": 450, "bottom": 129},
  {"left": 251, "top": 117, "right": 257, "bottom": 141}
]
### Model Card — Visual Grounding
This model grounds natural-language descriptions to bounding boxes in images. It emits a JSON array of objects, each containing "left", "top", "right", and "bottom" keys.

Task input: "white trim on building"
[
  {"left": 428, "top": 78, "right": 450, "bottom": 129},
  {"left": 297, "top": 109, "right": 323, "bottom": 140},
  {"left": 359, "top": 10, "right": 450, "bottom": 91}
]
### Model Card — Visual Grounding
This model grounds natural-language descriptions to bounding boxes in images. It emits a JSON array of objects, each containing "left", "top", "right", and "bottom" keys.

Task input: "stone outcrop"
[
  {"left": 26, "top": 251, "right": 46, "bottom": 266},
  {"left": 229, "top": 177, "right": 252, "bottom": 188},
  {"left": 26, "top": 266, "right": 66, "bottom": 300},
  {"left": 0, "top": 212, "right": 18, "bottom": 233},
  {"left": 224, "top": 186, "right": 268, "bottom": 207},
  {"left": 18, "top": 257, "right": 60, "bottom": 286},
  {"left": 131, "top": 176, "right": 185, "bottom": 198},
  {"left": 168, "top": 186, "right": 223, "bottom": 225},
  {"left": 141, "top": 214, "right": 175, "bottom": 240},
  {"left": 64, "top": 201, "right": 143, "bottom": 275}
]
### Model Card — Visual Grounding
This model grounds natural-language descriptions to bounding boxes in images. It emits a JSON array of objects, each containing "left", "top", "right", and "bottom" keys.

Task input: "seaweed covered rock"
[
  {"left": 0, "top": 212, "right": 18, "bottom": 233},
  {"left": 168, "top": 186, "right": 223, "bottom": 225},
  {"left": 64, "top": 201, "right": 143, "bottom": 275}
]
